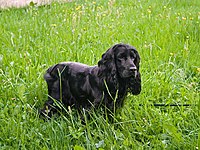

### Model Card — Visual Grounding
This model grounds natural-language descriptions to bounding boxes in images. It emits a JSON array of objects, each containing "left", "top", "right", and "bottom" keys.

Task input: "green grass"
[{"left": 0, "top": 0, "right": 200, "bottom": 149}]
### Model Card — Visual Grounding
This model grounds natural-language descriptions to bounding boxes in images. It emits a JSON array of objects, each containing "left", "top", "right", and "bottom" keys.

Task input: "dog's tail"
[{"left": 44, "top": 63, "right": 67, "bottom": 81}]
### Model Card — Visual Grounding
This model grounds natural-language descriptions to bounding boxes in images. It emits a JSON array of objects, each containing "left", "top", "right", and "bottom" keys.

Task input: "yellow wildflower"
[
  {"left": 51, "top": 24, "right": 57, "bottom": 27},
  {"left": 147, "top": 9, "right": 151, "bottom": 14},
  {"left": 182, "top": 17, "right": 186, "bottom": 20},
  {"left": 75, "top": 5, "right": 81, "bottom": 11}
]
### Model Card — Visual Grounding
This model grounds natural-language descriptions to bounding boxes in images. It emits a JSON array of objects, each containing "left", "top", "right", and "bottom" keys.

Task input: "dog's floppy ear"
[
  {"left": 134, "top": 49, "right": 140, "bottom": 70},
  {"left": 129, "top": 49, "right": 141, "bottom": 95},
  {"left": 129, "top": 72, "right": 141, "bottom": 95},
  {"left": 98, "top": 44, "right": 120, "bottom": 67},
  {"left": 98, "top": 44, "right": 120, "bottom": 87}
]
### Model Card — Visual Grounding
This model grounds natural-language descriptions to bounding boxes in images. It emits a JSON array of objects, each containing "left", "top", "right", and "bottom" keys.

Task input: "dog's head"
[
  {"left": 113, "top": 44, "right": 140, "bottom": 79},
  {"left": 98, "top": 43, "right": 141, "bottom": 95}
]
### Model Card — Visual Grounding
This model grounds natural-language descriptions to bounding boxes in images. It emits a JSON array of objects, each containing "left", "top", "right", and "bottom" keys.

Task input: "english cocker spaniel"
[{"left": 40, "top": 43, "right": 141, "bottom": 118}]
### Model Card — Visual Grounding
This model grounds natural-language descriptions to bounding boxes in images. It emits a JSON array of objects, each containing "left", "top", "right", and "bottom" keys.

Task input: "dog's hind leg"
[
  {"left": 39, "top": 79, "right": 62, "bottom": 118},
  {"left": 40, "top": 64, "right": 69, "bottom": 119}
]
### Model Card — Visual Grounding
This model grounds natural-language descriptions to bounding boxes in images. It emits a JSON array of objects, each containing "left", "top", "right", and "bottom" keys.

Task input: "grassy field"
[{"left": 0, "top": 0, "right": 200, "bottom": 149}]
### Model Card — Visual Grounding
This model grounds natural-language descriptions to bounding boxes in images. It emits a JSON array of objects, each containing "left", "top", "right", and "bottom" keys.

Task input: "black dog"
[{"left": 40, "top": 43, "right": 141, "bottom": 118}]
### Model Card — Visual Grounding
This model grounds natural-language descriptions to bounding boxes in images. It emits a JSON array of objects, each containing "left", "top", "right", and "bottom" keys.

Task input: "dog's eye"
[
  {"left": 118, "top": 53, "right": 126, "bottom": 59},
  {"left": 130, "top": 53, "right": 136, "bottom": 59}
]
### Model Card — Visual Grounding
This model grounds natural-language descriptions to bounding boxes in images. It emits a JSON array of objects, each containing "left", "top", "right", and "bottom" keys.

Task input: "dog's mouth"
[
  {"left": 120, "top": 70, "right": 138, "bottom": 78},
  {"left": 133, "top": 70, "right": 138, "bottom": 78}
]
